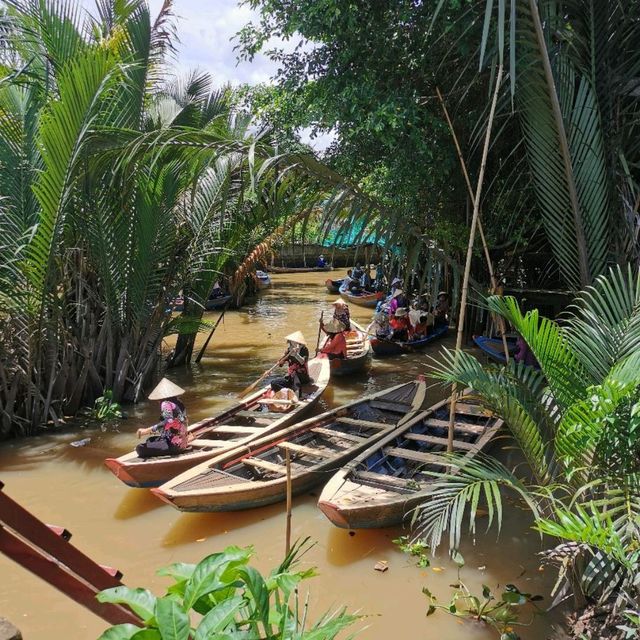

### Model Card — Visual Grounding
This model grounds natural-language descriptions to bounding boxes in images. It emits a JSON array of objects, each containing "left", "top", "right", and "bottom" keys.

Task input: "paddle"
[
  {"left": 315, "top": 310, "right": 324, "bottom": 354},
  {"left": 237, "top": 355, "right": 288, "bottom": 399}
]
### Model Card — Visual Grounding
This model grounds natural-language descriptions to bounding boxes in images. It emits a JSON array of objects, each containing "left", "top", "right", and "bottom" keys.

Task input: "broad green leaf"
[
  {"left": 155, "top": 597, "right": 190, "bottom": 640},
  {"left": 97, "top": 624, "right": 142, "bottom": 640},
  {"left": 193, "top": 596, "right": 245, "bottom": 640},
  {"left": 97, "top": 587, "right": 157, "bottom": 623}
]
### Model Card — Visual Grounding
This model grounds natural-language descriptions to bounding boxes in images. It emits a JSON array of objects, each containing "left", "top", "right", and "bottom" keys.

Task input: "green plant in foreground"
[
  {"left": 423, "top": 581, "right": 542, "bottom": 640},
  {"left": 97, "top": 540, "right": 359, "bottom": 639},
  {"left": 392, "top": 536, "right": 430, "bottom": 569}
]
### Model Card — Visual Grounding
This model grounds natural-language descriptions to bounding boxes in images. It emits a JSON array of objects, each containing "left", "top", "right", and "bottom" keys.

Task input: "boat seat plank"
[
  {"left": 311, "top": 427, "right": 365, "bottom": 443},
  {"left": 278, "top": 442, "right": 331, "bottom": 458},
  {"left": 243, "top": 458, "right": 286, "bottom": 475},
  {"left": 455, "top": 402, "right": 488, "bottom": 417},
  {"left": 425, "top": 418, "right": 484, "bottom": 435},
  {"left": 212, "top": 426, "right": 262, "bottom": 434},
  {"left": 369, "top": 400, "right": 412, "bottom": 413},
  {"left": 236, "top": 410, "right": 283, "bottom": 420},
  {"left": 404, "top": 433, "right": 475, "bottom": 450},
  {"left": 355, "top": 470, "right": 418, "bottom": 490},
  {"left": 336, "top": 417, "right": 391, "bottom": 430},
  {"left": 384, "top": 447, "right": 449, "bottom": 466},
  {"left": 189, "top": 439, "right": 232, "bottom": 448}
]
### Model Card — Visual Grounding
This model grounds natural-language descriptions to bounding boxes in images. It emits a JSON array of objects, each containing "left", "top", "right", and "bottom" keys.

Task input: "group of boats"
[{"left": 105, "top": 368, "right": 501, "bottom": 528}]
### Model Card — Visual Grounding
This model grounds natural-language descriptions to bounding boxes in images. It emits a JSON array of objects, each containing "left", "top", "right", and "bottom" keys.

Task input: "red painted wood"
[
  {"left": 0, "top": 490, "right": 121, "bottom": 591},
  {"left": 0, "top": 527, "right": 140, "bottom": 626},
  {"left": 47, "top": 525, "right": 72, "bottom": 541},
  {"left": 99, "top": 565, "right": 124, "bottom": 580}
]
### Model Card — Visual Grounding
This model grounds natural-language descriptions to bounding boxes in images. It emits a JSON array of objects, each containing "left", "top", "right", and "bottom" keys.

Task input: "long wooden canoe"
[
  {"left": 104, "top": 358, "right": 330, "bottom": 488},
  {"left": 317, "top": 394, "right": 502, "bottom": 529},
  {"left": 325, "top": 278, "right": 344, "bottom": 294},
  {"left": 472, "top": 335, "right": 517, "bottom": 364},
  {"left": 339, "top": 288, "right": 384, "bottom": 308},
  {"left": 151, "top": 379, "right": 428, "bottom": 512},
  {"left": 370, "top": 324, "right": 449, "bottom": 357},
  {"left": 319, "top": 321, "right": 371, "bottom": 376},
  {"left": 268, "top": 265, "right": 333, "bottom": 274}
]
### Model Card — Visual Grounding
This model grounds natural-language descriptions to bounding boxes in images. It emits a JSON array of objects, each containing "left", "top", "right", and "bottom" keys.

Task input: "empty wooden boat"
[
  {"left": 339, "top": 288, "right": 384, "bottom": 308},
  {"left": 370, "top": 324, "right": 449, "bottom": 357},
  {"left": 319, "top": 321, "right": 371, "bottom": 376},
  {"left": 325, "top": 278, "right": 344, "bottom": 294},
  {"left": 104, "top": 358, "right": 330, "bottom": 488},
  {"left": 472, "top": 335, "right": 517, "bottom": 364},
  {"left": 151, "top": 379, "right": 428, "bottom": 512},
  {"left": 317, "top": 394, "right": 502, "bottom": 529}
]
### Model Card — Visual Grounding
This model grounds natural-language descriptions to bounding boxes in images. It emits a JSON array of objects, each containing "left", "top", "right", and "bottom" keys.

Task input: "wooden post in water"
[
  {"left": 435, "top": 86, "right": 510, "bottom": 364},
  {"left": 285, "top": 449, "right": 292, "bottom": 556},
  {"left": 447, "top": 64, "right": 504, "bottom": 453}
]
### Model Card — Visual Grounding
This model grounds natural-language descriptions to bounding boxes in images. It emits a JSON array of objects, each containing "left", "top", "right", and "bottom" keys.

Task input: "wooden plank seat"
[
  {"left": 369, "top": 400, "right": 412, "bottom": 413},
  {"left": 354, "top": 470, "right": 418, "bottom": 491},
  {"left": 210, "top": 425, "right": 262, "bottom": 434},
  {"left": 336, "top": 417, "right": 391, "bottom": 430},
  {"left": 278, "top": 442, "right": 331, "bottom": 458},
  {"left": 424, "top": 418, "right": 484, "bottom": 435},
  {"left": 236, "top": 410, "right": 284, "bottom": 420},
  {"left": 189, "top": 439, "right": 233, "bottom": 448},
  {"left": 311, "top": 427, "right": 365, "bottom": 443},
  {"left": 383, "top": 447, "right": 449, "bottom": 466},
  {"left": 455, "top": 402, "right": 488, "bottom": 417},
  {"left": 404, "top": 433, "right": 475, "bottom": 450},
  {"left": 243, "top": 458, "right": 287, "bottom": 475}
]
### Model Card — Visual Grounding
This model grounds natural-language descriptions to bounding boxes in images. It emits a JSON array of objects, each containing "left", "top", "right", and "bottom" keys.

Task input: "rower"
[
  {"left": 273, "top": 331, "right": 311, "bottom": 398},
  {"left": 317, "top": 254, "right": 327, "bottom": 268},
  {"left": 330, "top": 298, "right": 351, "bottom": 330},
  {"left": 319, "top": 320, "right": 347, "bottom": 359}
]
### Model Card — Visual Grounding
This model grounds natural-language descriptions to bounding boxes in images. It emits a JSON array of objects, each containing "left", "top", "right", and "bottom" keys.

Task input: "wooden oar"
[
  {"left": 238, "top": 356, "right": 287, "bottom": 399},
  {"left": 315, "top": 310, "right": 324, "bottom": 354}
]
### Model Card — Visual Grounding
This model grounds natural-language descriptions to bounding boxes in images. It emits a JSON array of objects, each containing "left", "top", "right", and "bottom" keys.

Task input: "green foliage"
[
  {"left": 423, "top": 579, "right": 542, "bottom": 640},
  {"left": 417, "top": 267, "right": 640, "bottom": 620},
  {"left": 392, "top": 536, "right": 430, "bottom": 568},
  {"left": 97, "top": 541, "right": 359, "bottom": 640},
  {"left": 90, "top": 391, "right": 123, "bottom": 422}
]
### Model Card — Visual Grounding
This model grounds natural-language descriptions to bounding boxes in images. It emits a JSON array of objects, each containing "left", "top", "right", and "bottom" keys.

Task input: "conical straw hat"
[
  {"left": 332, "top": 298, "right": 347, "bottom": 305},
  {"left": 148, "top": 378, "right": 185, "bottom": 401},
  {"left": 285, "top": 331, "right": 307, "bottom": 345}
]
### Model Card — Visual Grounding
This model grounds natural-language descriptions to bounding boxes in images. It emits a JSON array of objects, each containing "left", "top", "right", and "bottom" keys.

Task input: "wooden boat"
[
  {"left": 325, "top": 278, "right": 344, "bottom": 294},
  {"left": 255, "top": 270, "right": 271, "bottom": 289},
  {"left": 204, "top": 294, "right": 232, "bottom": 311},
  {"left": 104, "top": 358, "right": 330, "bottom": 488},
  {"left": 339, "top": 288, "right": 384, "bottom": 308},
  {"left": 472, "top": 335, "right": 517, "bottom": 364},
  {"left": 268, "top": 265, "right": 333, "bottom": 274},
  {"left": 370, "top": 323, "right": 449, "bottom": 357},
  {"left": 319, "top": 321, "right": 371, "bottom": 376},
  {"left": 151, "top": 379, "right": 428, "bottom": 512},
  {"left": 318, "top": 394, "right": 502, "bottom": 529}
]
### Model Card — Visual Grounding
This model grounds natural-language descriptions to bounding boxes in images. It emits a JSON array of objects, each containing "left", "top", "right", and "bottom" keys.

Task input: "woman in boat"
[
  {"left": 331, "top": 298, "right": 351, "bottom": 330},
  {"left": 434, "top": 291, "right": 450, "bottom": 328},
  {"left": 319, "top": 320, "right": 348, "bottom": 359},
  {"left": 260, "top": 381, "right": 299, "bottom": 413},
  {"left": 360, "top": 266, "right": 372, "bottom": 290},
  {"left": 388, "top": 288, "right": 409, "bottom": 316},
  {"left": 390, "top": 307, "right": 412, "bottom": 341},
  {"left": 273, "top": 331, "right": 311, "bottom": 398},
  {"left": 136, "top": 379, "right": 188, "bottom": 458},
  {"left": 368, "top": 311, "right": 391, "bottom": 339}
]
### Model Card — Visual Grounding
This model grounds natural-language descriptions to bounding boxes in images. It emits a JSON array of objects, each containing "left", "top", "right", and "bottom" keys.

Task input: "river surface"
[{"left": 0, "top": 272, "right": 558, "bottom": 639}]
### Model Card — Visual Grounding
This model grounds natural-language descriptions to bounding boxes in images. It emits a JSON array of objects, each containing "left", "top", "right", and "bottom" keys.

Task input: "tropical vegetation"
[
  {"left": 97, "top": 541, "right": 358, "bottom": 640},
  {"left": 419, "top": 266, "right": 640, "bottom": 637}
]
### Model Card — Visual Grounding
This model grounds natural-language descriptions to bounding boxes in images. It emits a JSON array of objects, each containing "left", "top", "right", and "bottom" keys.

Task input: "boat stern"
[
  {"left": 317, "top": 499, "right": 352, "bottom": 529},
  {"left": 103, "top": 458, "right": 148, "bottom": 488}
]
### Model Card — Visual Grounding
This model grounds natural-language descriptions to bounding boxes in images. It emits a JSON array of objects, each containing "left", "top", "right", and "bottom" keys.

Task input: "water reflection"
[
  {"left": 114, "top": 490, "right": 166, "bottom": 520},
  {"left": 325, "top": 527, "right": 399, "bottom": 567}
]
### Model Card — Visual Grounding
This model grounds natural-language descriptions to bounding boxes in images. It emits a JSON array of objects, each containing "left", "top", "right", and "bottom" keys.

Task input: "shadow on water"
[
  {"left": 325, "top": 526, "right": 400, "bottom": 567},
  {"left": 114, "top": 489, "right": 167, "bottom": 520},
  {"left": 161, "top": 501, "right": 286, "bottom": 547}
]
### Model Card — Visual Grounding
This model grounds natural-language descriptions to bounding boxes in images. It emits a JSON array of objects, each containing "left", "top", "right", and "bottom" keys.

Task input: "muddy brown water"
[{"left": 0, "top": 272, "right": 559, "bottom": 639}]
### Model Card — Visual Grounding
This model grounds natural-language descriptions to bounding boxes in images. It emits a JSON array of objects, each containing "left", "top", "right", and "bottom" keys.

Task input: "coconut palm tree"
[{"left": 417, "top": 266, "right": 640, "bottom": 617}]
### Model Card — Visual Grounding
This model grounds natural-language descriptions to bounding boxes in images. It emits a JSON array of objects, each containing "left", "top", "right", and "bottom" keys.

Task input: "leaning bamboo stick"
[
  {"left": 285, "top": 449, "right": 292, "bottom": 556},
  {"left": 447, "top": 64, "right": 504, "bottom": 453},
  {"left": 435, "top": 86, "right": 510, "bottom": 363}
]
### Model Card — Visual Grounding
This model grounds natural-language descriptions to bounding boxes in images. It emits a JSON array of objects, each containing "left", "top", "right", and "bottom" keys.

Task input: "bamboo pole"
[
  {"left": 447, "top": 64, "right": 504, "bottom": 453},
  {"left": 435, "top": 86, "right": 510, "bottom": 363},
  {"left": 195, "top": 299, "right": 231, "bottom": 364},
  {"left": 285, "top": 448, "right": 292, "bottom": 556}
]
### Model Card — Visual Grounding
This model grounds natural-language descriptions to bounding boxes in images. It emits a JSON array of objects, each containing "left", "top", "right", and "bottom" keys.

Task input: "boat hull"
[
  {"left": 104, "top": 359, "right": 330, "bottom": 488},
  {"left": 339, "top": 289, "right": 384, "bottom": 308},
  {"left": 473, "top": 335, "right": 517, "bottom": 363},
  {"left": 204, "top": 294, "right": 232, "bottom": 311},
  {"left": 318, "top": 394, "right": 501, "bottom": 529},
  {"left": 370, "top": 324, "right": 448, "bottom": 357},
  {"left": 325, "top": 278, "right": 344, "bottom": 294}
]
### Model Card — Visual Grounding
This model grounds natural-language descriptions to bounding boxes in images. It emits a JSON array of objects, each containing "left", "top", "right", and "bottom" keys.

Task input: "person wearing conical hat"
[
  {"left": 319, "top": 319, "right": 347, "bottom": 360},
  {"left": 273, "top": 331, "right": 311, "bottom": 399},
  {"left": 330, "top": 298, "right": 350, "bottom": 330},
  {"left": 388, "top": 288, "right": 409, "bottom": 316},
  {"left": 135, "top": 378, "right": 189, "bottom": 458},
  {"left": 390, "top": 306, "right": 412, "bottom": 342}
]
